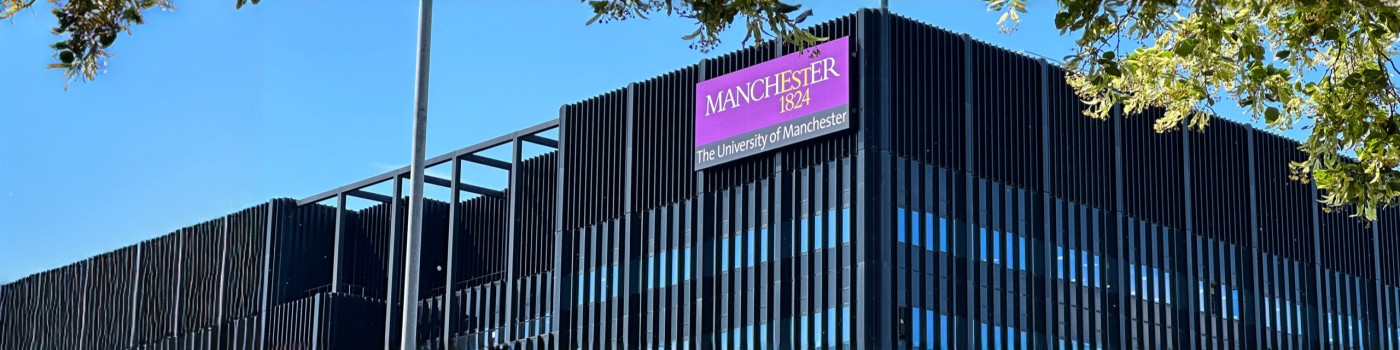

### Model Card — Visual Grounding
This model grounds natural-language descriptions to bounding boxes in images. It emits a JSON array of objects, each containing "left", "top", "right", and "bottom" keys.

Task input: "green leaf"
[
  {"left": 1054, "top": 12, "right": 1071, "bottom": 29},
  {"left": 1175, "top": 39, "right": 1197, "bottom": 56},
  {"left": 1265, "top": 107, "right": 1280, "bottom": 123},
  {"left": 1275, "top": 50, "right": 1290, "bottom": 59}
]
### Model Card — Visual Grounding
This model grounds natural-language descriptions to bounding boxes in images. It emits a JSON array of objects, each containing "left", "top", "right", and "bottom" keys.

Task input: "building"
[{"left": 3, "top": 9, "right": 1400, "bottom": 350}]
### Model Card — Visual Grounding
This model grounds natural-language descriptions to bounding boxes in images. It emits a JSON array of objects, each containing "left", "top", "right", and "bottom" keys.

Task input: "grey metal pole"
[{"left": 400, "top": 0, "right": 432, "bottom": 347}]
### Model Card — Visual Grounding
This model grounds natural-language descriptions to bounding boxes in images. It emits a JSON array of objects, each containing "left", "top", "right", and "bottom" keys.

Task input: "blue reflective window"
[
  {"left": 939, "top": 218, "right": 949, "bottom": 252},
  {"left": 747, "top": 230, "right": 756, "bottom": 268},
  {"left": 827, "top": 308, "right": 837, "bottom": 346},
  {"left": 758, "top": 325, "right": 767, "bottom": 350},
  {"left": 1093, "top": 255, "right": 1101, "bottom": 287},
  {"left": 981, "top": 323, "right": 989, "bottom": 350},
  {"left": 1164, "top": 272, "right": 1172, "bottom": 304},
  {"left": 813, "top": 213, "right": 825, "bottom": 251},
  {"left": 827, "top": 210, "right": 837, "bottom": 248},
  {"left": 733, "top": 235, "right": 742, "bottom": 270},
  {"left": 719, "top": 332, "right": 728, "bottom": 350},
  {"left": 841, "top": 207, "right": 852, "bottom": 244},
  {"left": 991, "top": 230, "right": 1001, "bottom": 264},
  {"left": 925, "top": 309, "right": 936, "bottom": 350},
  {"left": 941, "top": 315, "right": 949, "bottom": 350},
  {"left": 1017, "top": 236, "right": 1026, "bottom": 270},
  {"left": 1127, "top": 264, "right": 1136, "bottom": 296},
  {"left": 993, "top": 326, "right": 1002, "bottom": 350},
  {"left": 913, "top": 309, "right": 923, "bottom": 347},
  {"left": 925, "top": 213, "right": 936, "bottom": 251},
  {"left": 683, "top": 248, "right": 691, "bottom": 281},
  {"left": 979, "top": 228, "right": 988, "bottom": 261},
  {"left": 721, "top": 237, "right": 729, "bottom": 271},
  {"left": 759, "top": 228, "right": 769, "bottom": 263},
  {"left": 1232, "top": 289, "right": 1240, "bottom": 319},
  {"left": 800, "top": 315, "right": 809, "bottom": 349},
  {"left": 800, "top": 217, "right": 810, "bottom": 253},
  {"left": 1068, "top": 248, "right": 1077, "bottom": 282},
  {"left": 1057, "top": 247, "right": 1065, "bottom": 279},
  {"left": 658, "top": 251, "right": 668, "bottom": 287},
  {"left": 670, "top": 251, "right": 679, "bottom": 286},
  {"left": 576, "top": 274, "right": 585, "bottom": 305},
  {"left": 1152, "top": 268, "right": 1160, "bottom": 302},
  {"left": 1198, "top": 281, "right": 1206, "bottom": 312},
  {"left": 842, "top": 306, "right": 852, "bottom": 344},
  {"left": 896, "top": 207, "right": 907, "bottom": 243}
]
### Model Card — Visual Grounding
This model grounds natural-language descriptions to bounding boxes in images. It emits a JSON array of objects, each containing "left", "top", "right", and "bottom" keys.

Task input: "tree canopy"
[
  {"left": 984, "top": 0, "right": 1400, "bottom": 220},
  {"left": 5, "top": 0, "right": 1397, "bottom": 220}
]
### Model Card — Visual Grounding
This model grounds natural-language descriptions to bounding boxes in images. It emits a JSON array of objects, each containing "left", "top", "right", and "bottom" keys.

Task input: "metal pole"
[{"left": 400, "top": 0, "right": 432, "bottom": 347}]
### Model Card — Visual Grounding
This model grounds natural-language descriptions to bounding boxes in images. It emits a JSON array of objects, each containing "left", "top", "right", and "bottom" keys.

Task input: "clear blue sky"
[{"left": 0, "top": 1, "right": 1294, "bottom": 283}]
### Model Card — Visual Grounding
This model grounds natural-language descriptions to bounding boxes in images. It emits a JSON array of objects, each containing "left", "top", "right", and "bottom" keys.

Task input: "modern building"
[{"left": 3, "top": 9, "right": 1400, "bottom": 350}]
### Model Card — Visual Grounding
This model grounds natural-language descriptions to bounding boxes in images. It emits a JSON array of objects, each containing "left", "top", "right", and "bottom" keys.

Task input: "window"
[
  {"left": 899, "top": 208, "right": 910, "bottom": 243},
  {"left": 913, "top": 309, "right": 922, "bottom": 348},
  {"left": 841, "top": 207, "right": 852, "bottom": 244},
  {"left": 991, "top": 230, "right": 1000, "bottom": 264},
  {"left": 721, "top": 237, "right": 730, "bottom": 272},
  {"left": 759, "top": 228, "right": 769, "bottom": 263},
  {"left": 1164, "top": 272, "right": 1172, "bottom": 304},
  {"left": 747, "top": 230, "right": 756, "bottom": 268},
  {"left": 1231, "top": 289, "right": 1240, "bottom": 320},
  {"left": 827, "top": 210, "right": 837, "bottom": 248},
  {"left": 1092, "top": 255, "right": 1101, "bottom": 287},
  {"left": 939, "top": 218, "right": 949, "bottom": 252},
  {"left": 979, "top": 228, "right": 988, "bottom": 262},
  {"left": 842, "top": 306, "right": 852, "bottom": 344},
  {"left": 1018, "top": 236, "right": 1027, "bottom": 271},
  {"left": 683, "top": 248, "right": 691, "bottom": 282},
  {"left": 925, "top": 213, "right": 936, "bottom": 252},
  {"left": 800, "top": 217, "right": 811, "bottom": 253},
  {"left": 1057, "top": 247, "right": 1066, "bottom": 280}
]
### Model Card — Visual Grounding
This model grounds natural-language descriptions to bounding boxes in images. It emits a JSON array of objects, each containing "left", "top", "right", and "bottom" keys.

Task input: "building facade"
[{"left": 4, "top": 9, "right": 1400, "bottom": 350}]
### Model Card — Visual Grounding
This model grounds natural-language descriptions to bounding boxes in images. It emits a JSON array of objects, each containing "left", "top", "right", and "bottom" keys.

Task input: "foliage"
[
  {"left": 0, "top": 0, "right": 259, "bottom": 85},
  {"left": 990, "top": 0, "right": 1400, "bottom": 221},
  {"left": 582, "top": 0, "right": 823, "bottom": 52}
]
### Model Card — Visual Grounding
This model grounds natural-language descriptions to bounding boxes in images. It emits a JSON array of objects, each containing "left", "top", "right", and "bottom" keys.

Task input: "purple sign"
[{"left": 694, "top": 36, "right": 851, "bottom": 170}]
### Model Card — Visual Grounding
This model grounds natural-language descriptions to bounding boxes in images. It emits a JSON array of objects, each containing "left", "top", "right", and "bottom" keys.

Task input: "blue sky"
[{"left": 0, "top": 1, "right": 1294, "bottom": 282}]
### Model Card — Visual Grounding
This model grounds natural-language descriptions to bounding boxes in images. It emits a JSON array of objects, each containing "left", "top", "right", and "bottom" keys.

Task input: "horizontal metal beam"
[
  {"left": 296, "top": 119, "right": 558, "bottom": 205},
  {"left": 463, "top": 154, "right": 510, "bottom": 170},
  {"left": 424, "top": 175, "right": 505, "bottom": 199},
  {"left": 347, "top": 190, "right": 393, "bottom": 204},
  {"left": 521, "top": 134, "right": 558, "bottom": 148}
]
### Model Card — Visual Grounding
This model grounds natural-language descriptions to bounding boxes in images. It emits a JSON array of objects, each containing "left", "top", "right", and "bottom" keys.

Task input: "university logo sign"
[{"left": 694, "top": 36, "right": 851, "bottom": 170}]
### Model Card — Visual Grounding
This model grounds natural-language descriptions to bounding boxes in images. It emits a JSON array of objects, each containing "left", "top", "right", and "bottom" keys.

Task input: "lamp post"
[{"left": 399, "top": 0, "right": 433, "bottom": 348}]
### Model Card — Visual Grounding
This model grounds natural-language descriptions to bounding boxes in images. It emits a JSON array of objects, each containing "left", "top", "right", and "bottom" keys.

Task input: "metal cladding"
[{"left": 6, "top": 9, "right": 1400, "bottom": 350}]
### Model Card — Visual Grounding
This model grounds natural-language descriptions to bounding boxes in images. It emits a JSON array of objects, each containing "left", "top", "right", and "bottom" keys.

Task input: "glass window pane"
[
  {"left": 939, "top": 218, "right": 949, "bottom": 252},
  {"left": 828, "top": 210, "right": 837, "bottom": 248},
  {"left": 841, "top": 207, "right": 852, "bottom": 244},
  {"left": 898, "top": 208, "right": 908, "bottom": 243},
  {"left": 992, "top": 230, "right": 1000, "bottom": 264},
  {"left": 760, "top": 228, "right": 769, "bottom": 263}
]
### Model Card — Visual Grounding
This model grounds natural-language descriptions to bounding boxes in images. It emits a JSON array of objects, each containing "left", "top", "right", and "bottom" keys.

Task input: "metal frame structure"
[{"left": 295, "top": 118, "right": 558, "bottom": 350}]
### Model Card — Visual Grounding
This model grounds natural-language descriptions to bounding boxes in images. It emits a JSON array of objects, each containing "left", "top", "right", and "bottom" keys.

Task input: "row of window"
[
  {"left": 1197, "top": 281, "right": 1242, "bottom": 320},
  {"left": 895, "top": 208, "right": 950, "bottom": 252},
  {"left": 715, "top": 306, "right": 852, "bottom": 350},
  {"left": 901, "top": 307, "right": 1106, "bottom": 350},
  {"left": 575, "top": 208, "right": 853, "bottom": 306},
  {"left": 1323, "top": 312, "right": 1364, "bottom": 345},
  {"left": 1269, "top": 304, "right": 1303, "bottom": 337}
]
